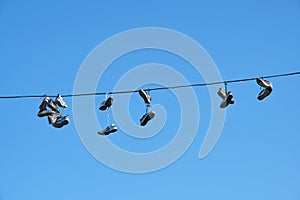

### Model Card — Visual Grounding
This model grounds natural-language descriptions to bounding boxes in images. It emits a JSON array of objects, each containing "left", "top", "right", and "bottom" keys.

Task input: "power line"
[{"left": 1, "top": 71, "right": 299, "bottom": 99}]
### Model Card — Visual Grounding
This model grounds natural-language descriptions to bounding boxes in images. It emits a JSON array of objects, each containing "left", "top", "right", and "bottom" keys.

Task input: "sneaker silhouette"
[
  {"left": 257, "top": 86, "right": 273, "bottom": 100},
  {"left": 139, "top": 90, "right": 151, "bottom": 104},
  {"left": 99, "top": 97, "right": 114, "bottom": 111},
  {"left": 140, "top": 111, "right": 155, "bottom": 126},
  {"left": 97, "top": 124, "right": 118, "bottom": 135}
]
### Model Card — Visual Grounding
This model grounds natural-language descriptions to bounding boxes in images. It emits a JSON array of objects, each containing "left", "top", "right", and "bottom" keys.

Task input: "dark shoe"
[
  {"left": 99, "top": 97, "right": 114, "bottom": 111},
  {"left": 140, "top": 111, "right": 155, "bottom": 126},
  {"left": 139, "top": 90, "right": 151, "bottom": 104},
  {"left": 39, "top": 97, "right": 50, "bottom": 111},
  {"left": 258, "top": 86, "right": 273, "bottom": 100}
]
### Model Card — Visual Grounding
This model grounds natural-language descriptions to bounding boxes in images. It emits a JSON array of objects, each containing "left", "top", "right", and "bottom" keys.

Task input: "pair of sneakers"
[
  {"left": 37, "top": 95, "right": 69, "bottom": 128},
  {"left": 256, "top": 78, "right": 273, "bottom": 100},
  {"left": 139, "top": 90, "right": 155, "bottom": 126},
  {"left": 218, "top": 88, "right": 234, "bottom": 108},
  {"left": 98, "top": 96, "right": 118, "bottom": 136}
]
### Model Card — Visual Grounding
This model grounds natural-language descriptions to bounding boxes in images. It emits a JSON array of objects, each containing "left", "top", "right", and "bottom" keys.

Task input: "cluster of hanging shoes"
[
  {"left": 97, "top": 89, "right": 156, "bottom": 136},
  {"left": 217, "top": 78, "right": 273, "bottom": 108},
  {"left": 36, "top": 78, "right": 273, "bottom": 131},
  {"left": 37, "top": 94, "right": 70, "bottom": 128}
]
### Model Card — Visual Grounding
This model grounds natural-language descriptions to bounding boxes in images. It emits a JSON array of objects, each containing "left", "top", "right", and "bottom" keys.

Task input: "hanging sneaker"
[
  {"left": 39, "top": 96, "right": 49, "bottom": 111},
  {"left": 257, "top": 86, "right": 273, "bottom": 100},
  {"left": 47, "top": 99, "right": 60, "bottom": 113},
  {"left": 52, "top": 115, "right": 69, "bottom": 128},
  {"left": 220, "top": 92, "right": 234, "bottom": 108},
  {"left": 55, "top": 94, "right": 67, "bottom": 108},
  {"left": 139, "top": 90, "right": 151, "bottom": 104},
  {"left": 256, "top": 78, "right": 272, "bottom": 88},
  {"left": 218, "top": 88, "right": 234, "bottom": 105},
  {"left": 97, "top": 124, "right": 118, "bottom": 135},
  {"left": 99, "top": 97, "right": 114, "bottom": 111},
  {"left": 140, "top": 111, "right": 155, "bottom": 126},
  {"left": 37, "top": 97, "right": 56, "bottom": 117}
]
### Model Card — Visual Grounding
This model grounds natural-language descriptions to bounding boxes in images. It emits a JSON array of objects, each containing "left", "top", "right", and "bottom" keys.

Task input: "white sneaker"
[{"left": 55, "top": 94, "right": 67, "bottom": 108}]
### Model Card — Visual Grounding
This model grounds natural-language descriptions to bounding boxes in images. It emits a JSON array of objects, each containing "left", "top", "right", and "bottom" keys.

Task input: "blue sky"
[{"left": 1, "top": 0, "right": 300, "bottom": 199}]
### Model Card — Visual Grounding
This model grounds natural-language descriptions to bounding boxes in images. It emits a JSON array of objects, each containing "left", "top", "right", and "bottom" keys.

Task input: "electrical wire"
[{"left": 0, "top": 71, "right": 299, "bottom": 99}]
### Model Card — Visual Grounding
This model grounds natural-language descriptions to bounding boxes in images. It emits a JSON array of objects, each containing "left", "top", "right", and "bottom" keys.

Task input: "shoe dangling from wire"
[
  {"left": 97, "top": 124, "right": 118, "bottom": 135},
  {"left": 37, "top": 94, "right": 69, "bottom": 128},
  {"left": 256, "top": 78, "right": 273, "bottom": 101},
  {"left": 138, "top": 89, "right": 155, "bottom": 126},
  {"left": 97, "top": 94, "right": 118, "bottom": 136},
  {"left": 55, "top": 94, "right": 68, "bottom": 108},
  {"left": 99, "top": 96, "right": 114, "bottom": 111},
  {"left": 217, "top": 83, "right": 234, "bottom": 108}
]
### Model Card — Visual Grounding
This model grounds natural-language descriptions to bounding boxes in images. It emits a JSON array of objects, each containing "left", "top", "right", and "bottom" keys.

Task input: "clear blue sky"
[{"left": 1, "top": 0, "right": 300, "bottom": 199}]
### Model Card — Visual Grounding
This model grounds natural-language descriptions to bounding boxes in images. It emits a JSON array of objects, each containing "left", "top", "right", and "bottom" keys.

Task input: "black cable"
[{"left": 0, "top": 71, "right": 299, "bottom": 99}]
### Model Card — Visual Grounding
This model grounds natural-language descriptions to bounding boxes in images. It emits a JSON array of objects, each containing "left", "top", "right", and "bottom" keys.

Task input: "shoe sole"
[
  {"left": 257, "top": 87, "right": 272, "bottom": 100},
  {"left": 99, "top": 105, "right": 107, "bottom": 111},
  {"left": 140, "top": 111, "right": 155, "bottom": 126}
]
